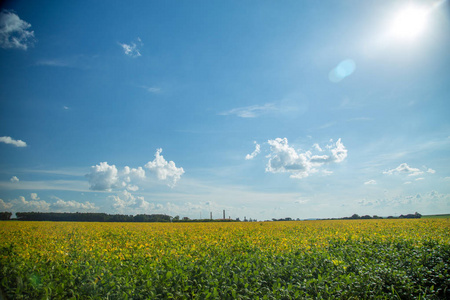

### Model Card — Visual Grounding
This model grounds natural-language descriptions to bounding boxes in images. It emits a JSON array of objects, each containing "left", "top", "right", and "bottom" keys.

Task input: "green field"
[
  {"left": 422, "top": 214, "right": 450, "bottom": 219},
  {"left": 1, "top": 219, "right": 449, "bottom": 299}
]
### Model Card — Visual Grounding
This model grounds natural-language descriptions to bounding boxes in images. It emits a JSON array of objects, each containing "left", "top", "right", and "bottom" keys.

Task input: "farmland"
[{"left": 0, "top": 219, "right": 449, "bottom": 299}]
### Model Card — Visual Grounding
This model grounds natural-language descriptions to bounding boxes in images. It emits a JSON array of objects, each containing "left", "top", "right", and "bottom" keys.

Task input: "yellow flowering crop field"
[{"left": 1, "top": 219, "right": 449, "bottom": 299}]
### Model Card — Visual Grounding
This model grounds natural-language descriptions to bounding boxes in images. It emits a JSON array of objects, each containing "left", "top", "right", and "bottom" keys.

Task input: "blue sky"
[{"left": 0, "top": 0, "right": 449, "bottom": 220}]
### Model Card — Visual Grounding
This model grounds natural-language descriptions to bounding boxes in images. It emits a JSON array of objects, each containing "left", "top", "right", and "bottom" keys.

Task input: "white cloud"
[
  {"left": 220, "top": 103, "right": 277, "bottom": 118},
  {"left": 86, "top": 162, "right": 119, "bottom": 191},
  {"left": 265, "top": 137, "right": 347, "bottom": 179},
  {"left": 0, "top": 136, "right": 27, "bottom": 147},
  {"left": 86, "top": 150, "right": 183, "bottom": 191},
  {"left": 312, "top": 143, "right": 323, "bottom": 152},
  {"left": 0, "top": 199, "right": 13, "bottom": 210},
  {"left": 14, "top": 196, "right": 51, "bottom": 212},
  {"left": 51, "top": 197, "right": 97, "bottom": 211},
  {"left": 0, "top": 10, "right": 35, "bottom": 50},
  {"left": 145, "top": 148, "right": 184, "bottom": 187},
  {"left": 126, "top": 184, "right": 139, "bottom": 192},
  {"left": 364, "top": 180, "right": 377, "bottom": 185},
  {"left": 122, "top": 166, "right": 145, "bottom": 184},
  {"left": 383, "top": 163, "right": 423, "bottom": 177},
  {"left": 415, "top": 177, "right": 425, "bottom": 181},
  {"left": 266, "top": 138, "right": 312, "bottom": 179},
  {"left": 119, "top": 37, "right": 142, "bottom": 57},
  {"left": 245, "top": 142, "right": 261, "bottom": 160},
  {"left": 331, "top": 138, "right": 348, "bottom": 163},
  {"left": 294, "top": 199, "right": 310, "bottom": 204},
  {"left": 426, "top": 168, "right": 436, "bottom": 174},
  {"left": 10, "top": 176, "right": 19, "bottom": 182},
  {"left": 0, "top": 194, "right": 97, "bottom": 213},
  {"left": 110, "top": 190, "right": 151, "bottom": 213}
]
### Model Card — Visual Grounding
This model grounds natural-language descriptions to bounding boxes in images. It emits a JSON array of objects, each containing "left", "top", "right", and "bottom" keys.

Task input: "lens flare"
[{"left": 329, "top": 59, "right": 356, "bottom": 83}]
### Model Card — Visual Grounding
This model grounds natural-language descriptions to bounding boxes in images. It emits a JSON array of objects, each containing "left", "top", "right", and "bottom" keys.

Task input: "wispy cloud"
[
  {"left": 35, "top": 59, "right": 71, "bottom": 67},
  {"left": 364, "top": 179, "right": 377, "bottom": 185},
  {"left": 0, "top": 136, "right": 27, "bottom": 147},
  {"left": 347, "top": 117, "right": 374, "bottom": 122},
  {"left": 119, "top": 37, "right": 142, "bottom": 58},
  {"left": 35, "top": 55, "right": 99, "bottom": 70},
  {"left": 219, "top": 103, "right": 277, "bottom": 118},
  {"left": 139, "top": 85, "right": 161, "bottom": 94},
  {"left": 0, "top": 10, "right": 35, "bottom": 50}
]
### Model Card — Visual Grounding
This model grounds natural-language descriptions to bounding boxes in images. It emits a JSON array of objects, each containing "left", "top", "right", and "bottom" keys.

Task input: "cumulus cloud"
[
  {"left": 10, "top": 176, "right": 19, "bottom": 182},
  {"left": 312, "top": 143, "right": 323, "bottom": 152},
  {"left": 126, "top": 184, "right": 139, "bottom": 192},
  {"left": 245, "top": 142, "right": 261, "bottom": 160},
  {"left": 0, "top": 199, "right": 13, "bottom": 210},
  {"left": 51, "top": 197, "right": 97, "bottom": 211},
  {"left": 86, "top": 149, "right": 183, "bottom": 191},
  {"left": 330, "top": 139, "right": 347, "bottom": 163},
  {"left": 364, "top": 180, "right": 377, "bottom": 185},
  {"left": 0, "top": 194, "right": 98, "bottom": 213},
  {"left": 110, "top": 190, "right": 151, "bottom": 213},
  {"left": 145, "top": 149, "right": 184, "bottom": 187},
  {"left": 265, "top": 138, "right": 347, "bottom": 179},
  {"left": 15, "top": 195, "right": 51, "bottom": 211},
  {"left": 0, "top": 10, "right": 35, "bottom": 50},
  {"left": 119, "top": 37, "right": 142, "bottom": 57},
  {"left": 86, "top": 162, "right": 119, "bottom": 191},
  {"left": 122, "top": 166, "right": 145, "bottom": 184},
  {"left": 266, "top": 138, "right": 312, "bottom": 179},
  {"left": 383, "top": 163, "right": 423, "bottom": 177},
  {"left": 220, "top": 103, "right": 277, "bottom": 118},
  {"left": 426, "top": 168, "right": 436, "bottom": 174},
  {"left": 0, "top": 136, "right": 27, "bottom": 147}
]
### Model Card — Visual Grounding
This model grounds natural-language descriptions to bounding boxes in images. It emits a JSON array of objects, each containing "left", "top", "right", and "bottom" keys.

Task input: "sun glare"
[{"left": 390, "top": 6, "right": 428, "bottom": 40}]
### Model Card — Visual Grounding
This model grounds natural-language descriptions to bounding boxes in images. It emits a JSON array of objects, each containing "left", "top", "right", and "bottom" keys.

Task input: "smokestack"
[
  {"left": 210, "top": 212, "right": 212, "bottom": 220},
  {"left": 223, "top": 210, "right": 225, "bottom": 219}
]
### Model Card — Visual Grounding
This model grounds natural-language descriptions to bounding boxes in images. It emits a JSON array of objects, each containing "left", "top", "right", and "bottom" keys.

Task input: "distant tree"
[
  {"left": 361, "top": 215, "right": 372, "bottom": 219},
  {"left": 173, "top": 215, "right": 180, "bottom": 221},
  {"left": 0, "top": 212, "right": 12, "bottom": 220},
  {"left": 350, "top": 214, "right": 360, "bottom": 219}
]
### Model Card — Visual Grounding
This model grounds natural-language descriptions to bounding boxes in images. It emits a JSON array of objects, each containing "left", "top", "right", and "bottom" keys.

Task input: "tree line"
[
  {"left": 0, "top": 212, "right": 172, "bottom": 222},
  {"left": 0, "top": 212, "right": 239, "bottom": 222}
]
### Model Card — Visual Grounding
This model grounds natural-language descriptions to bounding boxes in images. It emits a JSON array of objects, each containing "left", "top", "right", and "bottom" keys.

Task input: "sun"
[{"left": 389, "top": 5, "right": 428, "bottom": 40}]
